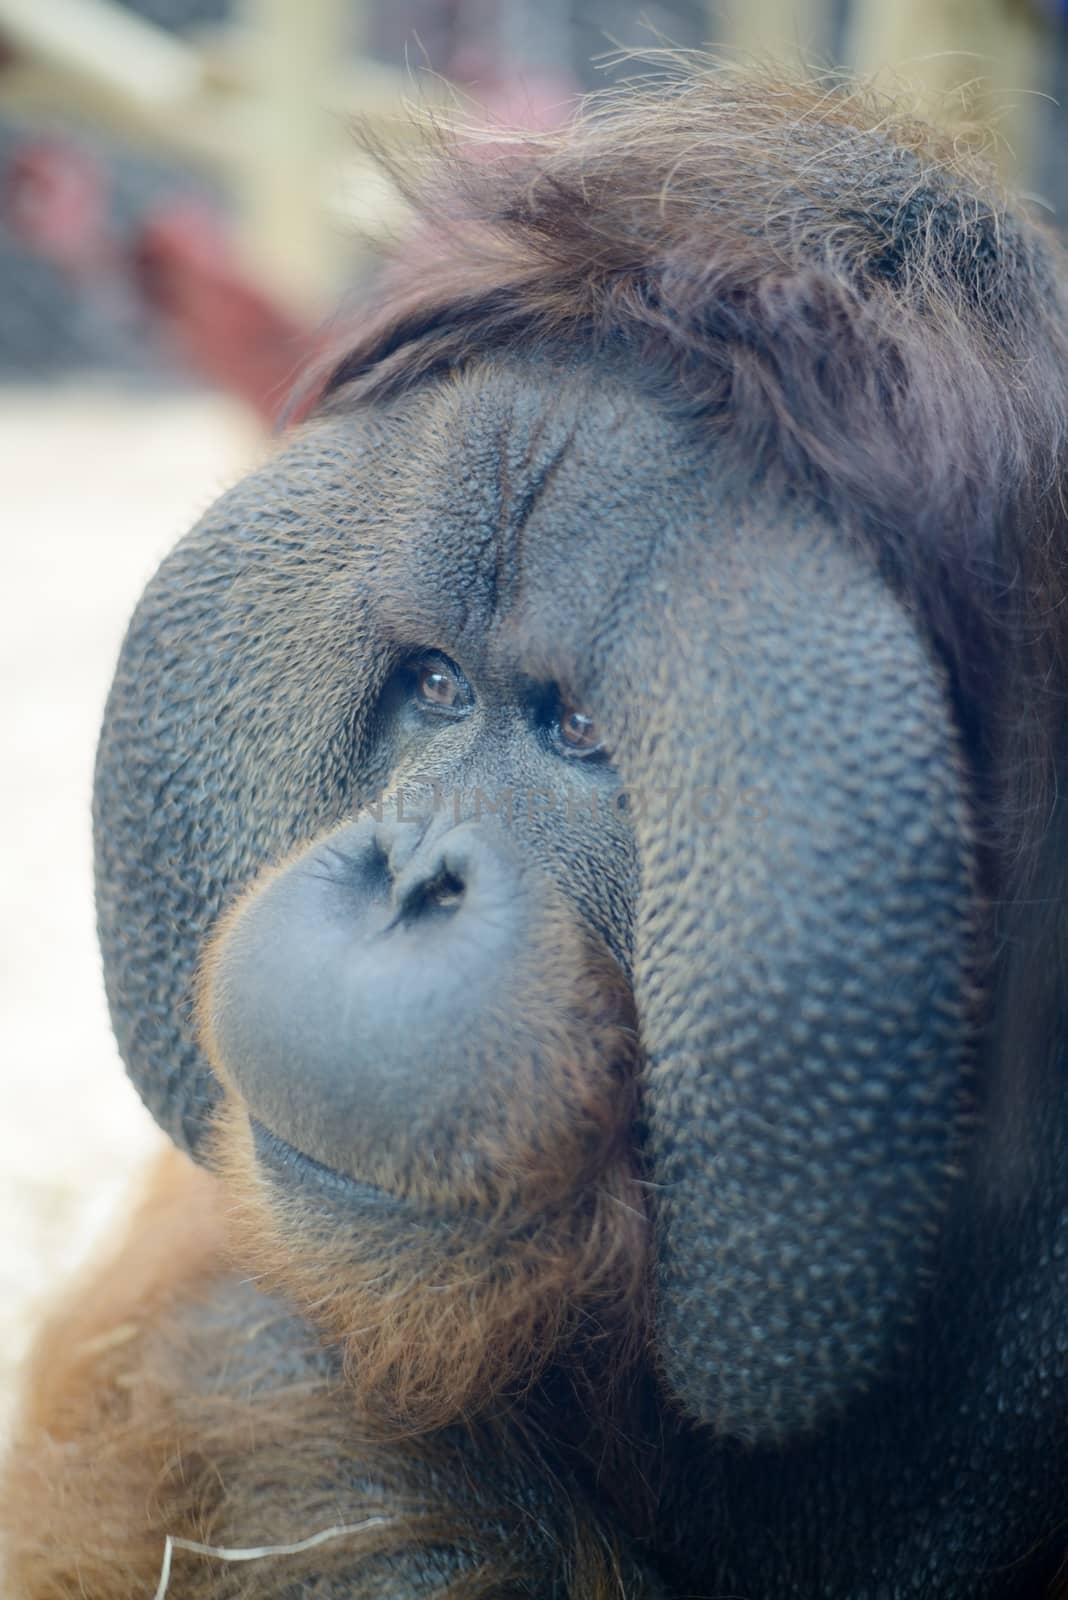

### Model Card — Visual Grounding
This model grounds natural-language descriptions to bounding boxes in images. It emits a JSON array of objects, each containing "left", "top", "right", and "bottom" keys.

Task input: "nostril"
[{"left": 397, "top": 865, "right": 466, "bottom": 924}]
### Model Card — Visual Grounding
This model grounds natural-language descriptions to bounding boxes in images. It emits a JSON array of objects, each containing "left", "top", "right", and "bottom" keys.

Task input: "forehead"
[{"left": 341, "top": 357, "right": 720, "bottom": 686}]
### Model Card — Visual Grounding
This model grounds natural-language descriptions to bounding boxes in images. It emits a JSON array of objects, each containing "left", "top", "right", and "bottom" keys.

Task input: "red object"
[
  {"left": 5, "top": 139, "right": 110, "bottom": 274},
  {"left": 133, "top": 207, "right": 318, "bottom": 424},
  {"left": 1, "top": 67, "right": 577, "bottom": 425},
  {"left": 3, "top": 134, "right": 318, "bottom": 424}
]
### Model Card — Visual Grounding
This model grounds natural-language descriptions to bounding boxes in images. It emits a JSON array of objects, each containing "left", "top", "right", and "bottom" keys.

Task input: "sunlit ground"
[{"left": 0, "top": 383, "right": 262, "bottom": 1442}]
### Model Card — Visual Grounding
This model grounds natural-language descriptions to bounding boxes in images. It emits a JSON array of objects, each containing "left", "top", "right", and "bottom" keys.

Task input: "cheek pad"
[{"left": 624, "top": 516, "right": 974, "bottom": 1442}]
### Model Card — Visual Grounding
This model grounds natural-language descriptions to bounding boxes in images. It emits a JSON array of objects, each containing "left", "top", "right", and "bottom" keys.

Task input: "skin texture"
[{"left": 6, "top": 63, "right": 1068, "bottom": 1599}]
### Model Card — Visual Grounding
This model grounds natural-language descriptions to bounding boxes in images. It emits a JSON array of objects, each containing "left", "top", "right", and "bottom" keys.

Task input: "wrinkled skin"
[
  {"left": 9, "top": 68, "right": 1068, "bottom": 1598},
  {"left": 78, "top": 355, "right": 1066, "bottom": 1600},
  {"left": 190, "top": 365, "right": 972, "bottom": 1437}
]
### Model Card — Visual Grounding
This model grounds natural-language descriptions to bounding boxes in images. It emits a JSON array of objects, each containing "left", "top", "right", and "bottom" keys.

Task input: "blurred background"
[{"left": 1, "top": 0, "right": 1067, "bottom": 1442}]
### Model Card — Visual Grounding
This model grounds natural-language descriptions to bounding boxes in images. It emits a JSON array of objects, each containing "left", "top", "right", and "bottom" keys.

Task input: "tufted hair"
[
  {"left": 312, "top": 59, "right": 1068, "bottom": 893},
  {"left": 316, "top": 73, "right": 1063, "bottom": 530}
]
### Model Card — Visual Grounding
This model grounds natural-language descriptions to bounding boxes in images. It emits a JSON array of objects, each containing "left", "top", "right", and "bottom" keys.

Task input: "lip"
[{"left": 250, "top": 1119, "right": 402, "bottom": 1213}]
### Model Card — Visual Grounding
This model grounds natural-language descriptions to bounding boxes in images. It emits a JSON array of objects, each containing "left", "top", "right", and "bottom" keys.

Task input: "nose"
[
  {"left": 312, "top": 810, "right": 519, "bottom": 944},
  {"left": 373, "top": 816, "right": 472, "bottom": 925},
  {"left": 202, "top": 808, "right": 590, "bottom": 1200},
  {"left": 384, "top": 823, "right": 527, "bottom": 935}
]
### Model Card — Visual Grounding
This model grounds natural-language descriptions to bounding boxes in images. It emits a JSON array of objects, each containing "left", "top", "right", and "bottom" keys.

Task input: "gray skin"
[{"left": 93, "top": 355, "right": 1068, "bottom": 1596}]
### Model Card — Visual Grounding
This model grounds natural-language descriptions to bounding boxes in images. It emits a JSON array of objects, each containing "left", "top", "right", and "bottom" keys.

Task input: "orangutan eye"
[
  {"left": 555, "top": 704, "right": 603, "bottom": 757},
  {"left": 413, "top": 656, "right": 471, "bottom": 716},
  {"left": 419, "top": 666, "right": 458, "bottom": 706}
]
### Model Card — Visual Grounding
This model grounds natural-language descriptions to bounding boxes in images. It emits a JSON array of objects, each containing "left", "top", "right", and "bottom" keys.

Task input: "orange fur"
[
  {"left": 211, "top": 1098, "right": 649, "bottom": 1437},
  {"left": 2, "top": 1150, "right": 653, "bottom": 1599},
  {"left": 1, "top": 1152, "right": 428, "bottom": 1596},
  {"left": 20, "top": 60, "right": 1066, "bottom": 1597},
  {"left": 195, "top": 837, "right": 652, "bottom": 1436}
]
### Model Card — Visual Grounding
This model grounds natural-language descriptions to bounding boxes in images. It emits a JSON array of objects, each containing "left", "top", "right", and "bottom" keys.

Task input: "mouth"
[{"left": 250, "top": 1119, "right": 402, "bottom": 1214}]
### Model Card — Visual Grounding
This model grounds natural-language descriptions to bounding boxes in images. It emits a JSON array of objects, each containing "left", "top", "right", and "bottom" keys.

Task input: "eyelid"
[{"left": 554, "top": 733, "right": 605, "bottom": 759}]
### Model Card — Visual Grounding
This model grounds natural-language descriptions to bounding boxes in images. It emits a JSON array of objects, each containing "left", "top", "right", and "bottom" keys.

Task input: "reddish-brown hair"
[{"left": 307, "top": 57, "right": 1068, "bottom": 905}]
